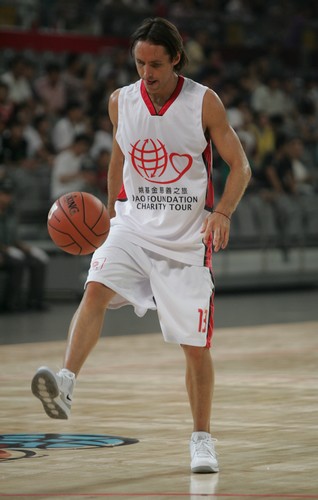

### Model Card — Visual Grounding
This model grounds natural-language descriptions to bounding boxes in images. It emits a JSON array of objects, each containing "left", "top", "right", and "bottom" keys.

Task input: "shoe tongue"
[
  {"left": 60, "top": 368, "right": 75, "bottom": 379},
  {"left": 192, "top": 431, "right": 210, "bottom": 441}
]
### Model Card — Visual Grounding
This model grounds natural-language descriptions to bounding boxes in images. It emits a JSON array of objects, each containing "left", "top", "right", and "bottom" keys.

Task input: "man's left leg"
[{"left": 182, "top": 345, "right": 219, "bottom": 473}]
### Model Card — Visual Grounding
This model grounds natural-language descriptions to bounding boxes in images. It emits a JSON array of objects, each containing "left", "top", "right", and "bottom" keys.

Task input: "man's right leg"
[
  {"left": 31, "top": 282, "right": 116, "bottom": 419},
  {"left": 63, "top": 282, "right": 116, "bottom": 375}
]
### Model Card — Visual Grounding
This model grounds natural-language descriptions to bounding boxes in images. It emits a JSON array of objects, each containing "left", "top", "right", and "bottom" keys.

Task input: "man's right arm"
[{"left": 107, "top": 88, "right": 125, "bottom": 218}]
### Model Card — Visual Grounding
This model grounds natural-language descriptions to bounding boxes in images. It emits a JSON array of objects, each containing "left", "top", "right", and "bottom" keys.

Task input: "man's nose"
[{"left": 143, "top": 65, "right": 152, "bottom": 79}]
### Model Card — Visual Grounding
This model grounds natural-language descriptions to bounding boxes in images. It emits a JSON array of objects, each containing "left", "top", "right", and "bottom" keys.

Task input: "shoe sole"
[
  {"left": 31, "top": 368, "right": 69, "bottom": 420},
  {"left": 191, "top": 465, "right": 219, "bottom": 473}
]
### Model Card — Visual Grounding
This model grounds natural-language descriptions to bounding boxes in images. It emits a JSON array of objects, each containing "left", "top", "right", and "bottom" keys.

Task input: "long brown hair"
[{"left": 130, "top": 17, "right": 188, "bottom": 73}]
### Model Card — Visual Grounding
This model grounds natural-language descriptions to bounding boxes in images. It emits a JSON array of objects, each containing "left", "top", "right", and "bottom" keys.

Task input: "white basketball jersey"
[{"left": 113, "top": 76, "right": 214, "bottom": 266}]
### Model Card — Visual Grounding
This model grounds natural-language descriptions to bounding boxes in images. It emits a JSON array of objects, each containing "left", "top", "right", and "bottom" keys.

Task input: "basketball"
[{"left": 47, "top": 192, "right": 110, "bottom": 255}]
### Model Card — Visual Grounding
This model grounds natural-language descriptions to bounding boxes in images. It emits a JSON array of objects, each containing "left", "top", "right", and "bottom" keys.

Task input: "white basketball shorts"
[{"left": 86, "top": 234, "right": 215, "bottom": 348}]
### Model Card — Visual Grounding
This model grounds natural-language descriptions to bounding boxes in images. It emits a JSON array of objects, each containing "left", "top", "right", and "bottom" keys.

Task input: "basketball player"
[{"left": 32, "top": 18, "right": 251, "bottom": 473}]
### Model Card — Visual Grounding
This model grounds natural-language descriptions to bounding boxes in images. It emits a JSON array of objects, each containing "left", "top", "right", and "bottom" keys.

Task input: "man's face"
[{"left": 134, "top": 41, "right": 180, "bottom": 95}]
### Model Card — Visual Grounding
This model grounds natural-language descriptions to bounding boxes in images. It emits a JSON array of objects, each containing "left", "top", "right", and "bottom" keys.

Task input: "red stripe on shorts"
[
  {"left": 204, "top": 238, "right": 214, "bottom": 348},
  {"left": 205, "top": 285, "right": 214, "bottom": 348}
]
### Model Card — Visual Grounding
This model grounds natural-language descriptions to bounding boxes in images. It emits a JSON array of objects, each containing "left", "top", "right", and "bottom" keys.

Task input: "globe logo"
[
  {"left": 129, "top": 139, "right": 193, "bottom": 184},
  {"left": 130, "top": 139, "right": 168, "bottom": 180}
]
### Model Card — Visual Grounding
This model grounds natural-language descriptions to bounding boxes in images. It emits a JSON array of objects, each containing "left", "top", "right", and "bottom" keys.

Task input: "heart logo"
[{"left": 170, "top": 153, "right": 193, "bottom": 176}]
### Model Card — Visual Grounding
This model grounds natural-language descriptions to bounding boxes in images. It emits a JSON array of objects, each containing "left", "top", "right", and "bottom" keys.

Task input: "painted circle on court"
[{"left": 0, "top": 434, "right": 139, "bottom": 450}]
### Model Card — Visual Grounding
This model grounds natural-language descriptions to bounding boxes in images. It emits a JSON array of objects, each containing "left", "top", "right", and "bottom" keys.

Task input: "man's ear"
[{"left": 173, "top": 52, "right": 181, "bottom": 68}]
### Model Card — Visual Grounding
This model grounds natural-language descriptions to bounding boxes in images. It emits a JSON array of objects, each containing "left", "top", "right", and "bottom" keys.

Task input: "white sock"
[{"left": 191, "top": 431, "right": 211, "bottom": 440}]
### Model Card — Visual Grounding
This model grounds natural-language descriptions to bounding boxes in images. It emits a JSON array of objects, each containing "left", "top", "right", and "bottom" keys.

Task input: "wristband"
[{"left": 213, "top": 210, "right": 231, "bottom": 222}]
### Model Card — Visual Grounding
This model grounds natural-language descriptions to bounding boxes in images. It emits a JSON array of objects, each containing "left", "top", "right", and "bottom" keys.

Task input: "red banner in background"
[{"left": 0, "top": 28, "right": 128, "bottom": 53}]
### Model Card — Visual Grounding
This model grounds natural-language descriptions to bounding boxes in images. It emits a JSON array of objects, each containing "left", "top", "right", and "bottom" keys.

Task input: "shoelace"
[{"left": 194, "top": 438, "right": 218, "bottom": 458}]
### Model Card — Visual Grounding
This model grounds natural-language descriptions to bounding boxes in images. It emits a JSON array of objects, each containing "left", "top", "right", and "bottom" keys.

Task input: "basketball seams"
[
  {"left": 47, "top": 192, "right": 110, "bottom": 255},
  {"left": 58, "top": 196, "right": 99, "bottom": 250},
  {"left": 81, "top": 192, "right": 108, "bottom": 235},
  {"left": 47, "top": 221, "right": 82, "bottom": 254},
  {"left": 91, "top": 205, "right": 109, "bottom": 234}
]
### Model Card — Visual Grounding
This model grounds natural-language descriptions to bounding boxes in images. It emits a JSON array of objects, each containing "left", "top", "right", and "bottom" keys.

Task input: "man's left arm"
[{"left": 201, "top": 89, "right": 251, "bottom": 251}]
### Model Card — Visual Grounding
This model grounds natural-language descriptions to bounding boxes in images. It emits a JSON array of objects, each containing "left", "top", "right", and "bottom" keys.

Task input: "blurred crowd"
[
  {"left": 0, "top": 8, "right": 317, "bottom": 207},
  {"left": 3, "top": 0, "right": 318, "bottom": 49},
  {"left": 0, "top": 0, "right": 318, "bottom": 311}
]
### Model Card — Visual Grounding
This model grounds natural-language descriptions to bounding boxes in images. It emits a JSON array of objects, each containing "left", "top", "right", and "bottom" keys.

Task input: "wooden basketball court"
[{"left": 1, "top": 320, "right": 318, "bottom": 498}]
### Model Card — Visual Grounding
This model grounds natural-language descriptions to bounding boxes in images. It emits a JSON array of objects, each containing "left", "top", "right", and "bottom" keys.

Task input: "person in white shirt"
[
  {"left": 32, "top": 17, "right": 251, "bottom": 474},
  {"left": 51, "top": 101, "right": 87, "bottom": 153},
  {"left": 50, "top": 133, "right": 91, "bottom": 201},
  {"left": 90, "top": 112, "right": 112, "bottom": 159},
  {"left": 1, "top": 56, "right": 33, "bottom": 105}
]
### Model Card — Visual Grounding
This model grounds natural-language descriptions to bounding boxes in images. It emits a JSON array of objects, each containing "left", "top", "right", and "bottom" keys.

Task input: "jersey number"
[{"left": 198, "top": 308, "right": 208, "bottom": 333}]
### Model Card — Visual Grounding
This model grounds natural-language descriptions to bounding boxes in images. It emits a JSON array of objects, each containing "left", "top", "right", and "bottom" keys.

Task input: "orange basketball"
[{"left": 47, "top": 192, "right": 110, "bottom": 255}]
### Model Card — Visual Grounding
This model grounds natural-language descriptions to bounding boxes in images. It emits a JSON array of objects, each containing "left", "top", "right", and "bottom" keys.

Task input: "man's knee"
[
  {"left": 82, "top": 281, "right": 116, "bottom": 310},
  {"left": 181, "top": 344, "right": 211, "bottom": 363}
]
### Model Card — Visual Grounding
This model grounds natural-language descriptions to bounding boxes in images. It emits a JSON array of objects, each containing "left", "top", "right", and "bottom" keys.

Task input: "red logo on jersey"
[{"left": 129, "top": 139, "right": 192, "bottom": 184}]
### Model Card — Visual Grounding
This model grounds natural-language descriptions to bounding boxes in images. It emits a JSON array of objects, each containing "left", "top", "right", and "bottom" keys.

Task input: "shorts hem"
[
  {"left": 85, "top": 276, "right": 153, "bottom": 317},
  {"left": 163, "top": 336, "right": 211, "bottom": 348}
]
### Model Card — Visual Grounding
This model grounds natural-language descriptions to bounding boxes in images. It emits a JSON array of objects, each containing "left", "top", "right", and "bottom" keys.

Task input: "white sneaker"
[
  {"left": 190, "top": 432, "right": 219, "bottom": 473},
  {"left": 31, "top": 366, "right": 75, "bottom": 420}
]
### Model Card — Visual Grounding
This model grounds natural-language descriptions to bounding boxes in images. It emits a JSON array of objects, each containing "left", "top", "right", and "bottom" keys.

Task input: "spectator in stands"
[
  {"left": 287, "top": 136, "right": 316, "bottom": 195},
  {"left": 50, "top": 133, "right": 91, "bottom": 200},
  {"left": 62, "top": 53, "right": 85, "bottom": 103},
  {"left": 184, "top": 30, "right": 210, "bottom": 78},
  {"left": 98, "top": 48, "right": 131, "bottom": 88},
  {"left": 95, "top": 147, "right": 110, "bottom": 202},
  {"left": 0, "top": 55, "right": 33, "bottom": 105},
  {"left": 34, "top": 62, "right": 67, "bottom": 116},
  {"left": 90, "top": 112, "right": 112, "bottom": 160},
  {"left": 51, "top": 100, "right": 87, "bottom": 153},
  {"left": 14, "top": 102, "right": 42, "bottom": 159},
  {"left": 260, "top": 133, "right": 296, "bottom": 195},
  {"left": 251, "top": 74, "right": 290, "bottom": 120},
  {"left": 261, "top": 134, "right": 315, "bottom": 196},
  {"left": 91, "top": 71, "right": 120, "bottom": 116},
  {"left": 32, "top": 115, "right": 55, "bottom": 164},
  {"left": 0, "top": 82, "right": 14, "bottom": 125},
  {"left": 253, "top": 112, "right": 276, "bottom": 168},
  {"left": 0, "top": 176, "right": 49, "bottom": 312},
  {"left": 235, "top": 102, "right": 258, "bottom": 160},
  {"left": 296, "top": 97, "right": 318, "bottom": 167},
  {"left": 0, "top": 117, "right": 5, "bottom": 157},
  {"left": 14, "top": 104, "right": 54, "bottom": 166},
  {"left": 197, "top": 47, "right": 225, "bottom": 85},
  {"left": 62, "top": 53, "right": 95, "bottom": 108},
  {"left": 225, "top": 0, "right": 253, "bottom": 18},
  {"left": 79, "top": 155, "right": 107, "bottom": 203},
  {"left": 219, "top": 80, "right": 244, "bottom": 130},
  {"left": 0, "top": 119, "right": 28, "bottom": 167},
  {"left": 259, "top": 133, "right": 306, "bottom": 248}
]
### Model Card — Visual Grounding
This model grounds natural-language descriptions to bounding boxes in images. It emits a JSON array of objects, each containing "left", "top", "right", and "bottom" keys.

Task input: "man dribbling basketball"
[{"left": 32, "top": 18, "right": 251, "bottom": 473}]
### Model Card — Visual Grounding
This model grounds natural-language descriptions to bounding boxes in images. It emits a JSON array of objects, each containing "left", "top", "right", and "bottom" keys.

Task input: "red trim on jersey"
[
  {"left": 203, "top": 142, "right": 214, "bottom": 211},
  {"left": 204, "top": 234, "right": 212, "bottom": 269},
  {"left": 140, "top": 76, "right": 185, "bottom": 116},
  {"left": 117, "top": 184, "right": 127, "bottom": 201}
]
